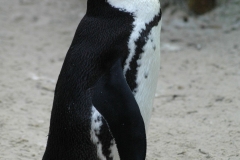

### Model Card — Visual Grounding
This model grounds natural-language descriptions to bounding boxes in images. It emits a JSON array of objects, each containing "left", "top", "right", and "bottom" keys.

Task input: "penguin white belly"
[
  {"left": 134, "top": 24, "right": 161, "bottom": 130},
  {"left": 90, "top": 106, "right": 120, "bottom": 160}
]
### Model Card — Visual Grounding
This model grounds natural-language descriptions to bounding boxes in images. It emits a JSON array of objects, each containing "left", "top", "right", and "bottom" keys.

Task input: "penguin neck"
[
  {"left": 86, "top": 0, "right": 117, "bottom": 17},
  {"left": 107, "top": 0, "right": 161, "bottom": 18},
  {"left": 86, "top": 0, "right": 161, "bottom": 19}
]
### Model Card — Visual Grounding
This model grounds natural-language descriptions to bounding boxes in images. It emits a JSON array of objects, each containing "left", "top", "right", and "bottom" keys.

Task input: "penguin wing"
[{"left": 93, "top": 59, "right": 146, "bottom": 160}]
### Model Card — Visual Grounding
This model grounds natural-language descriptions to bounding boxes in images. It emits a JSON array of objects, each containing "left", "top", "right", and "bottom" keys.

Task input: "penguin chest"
[
  {"left": 132, "top": 24, "right": 161, "bottom": 130},
  {"left": 124, "top": 16, "right": 162, "bottom": 130}
]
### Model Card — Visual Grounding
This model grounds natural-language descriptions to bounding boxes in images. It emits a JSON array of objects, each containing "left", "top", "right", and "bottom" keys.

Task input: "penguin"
[{"left": 42, "top": 0, "right": 161, "bottom": 160}]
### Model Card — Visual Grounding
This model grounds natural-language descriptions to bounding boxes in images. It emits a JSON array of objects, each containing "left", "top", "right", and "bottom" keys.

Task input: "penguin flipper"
[{"left": 93, "top": 59, "right": 146, "bottom": 160}]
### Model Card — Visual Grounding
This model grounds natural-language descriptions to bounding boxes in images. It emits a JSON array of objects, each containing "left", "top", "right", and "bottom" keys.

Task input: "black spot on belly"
[
  {"left": 144, "top": 73, "right": 148, "bottom": 79},
  {"left": 153, "top": 45, "right": 156, "bottom": 51},
  {"left": 97, "top": 116, "right": 101, "bottom": 122},
  {"left": 125, "top": 9, "right": 162, "bottom": 92}
]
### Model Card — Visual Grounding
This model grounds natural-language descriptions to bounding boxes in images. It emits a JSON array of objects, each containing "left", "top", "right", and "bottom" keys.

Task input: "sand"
[{"left": 0, "top": 0, "right": 239, "bottom": 159}]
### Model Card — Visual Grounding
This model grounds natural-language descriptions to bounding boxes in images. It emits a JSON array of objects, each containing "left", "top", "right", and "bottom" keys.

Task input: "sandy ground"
[{"left": 0, "top": 0, "right": 240, "bottom": 160}]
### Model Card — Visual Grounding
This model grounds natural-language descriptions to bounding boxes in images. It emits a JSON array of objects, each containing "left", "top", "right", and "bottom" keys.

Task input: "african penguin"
[{"left": 42, "top": 0, "right": 161, "bottom": 160}]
